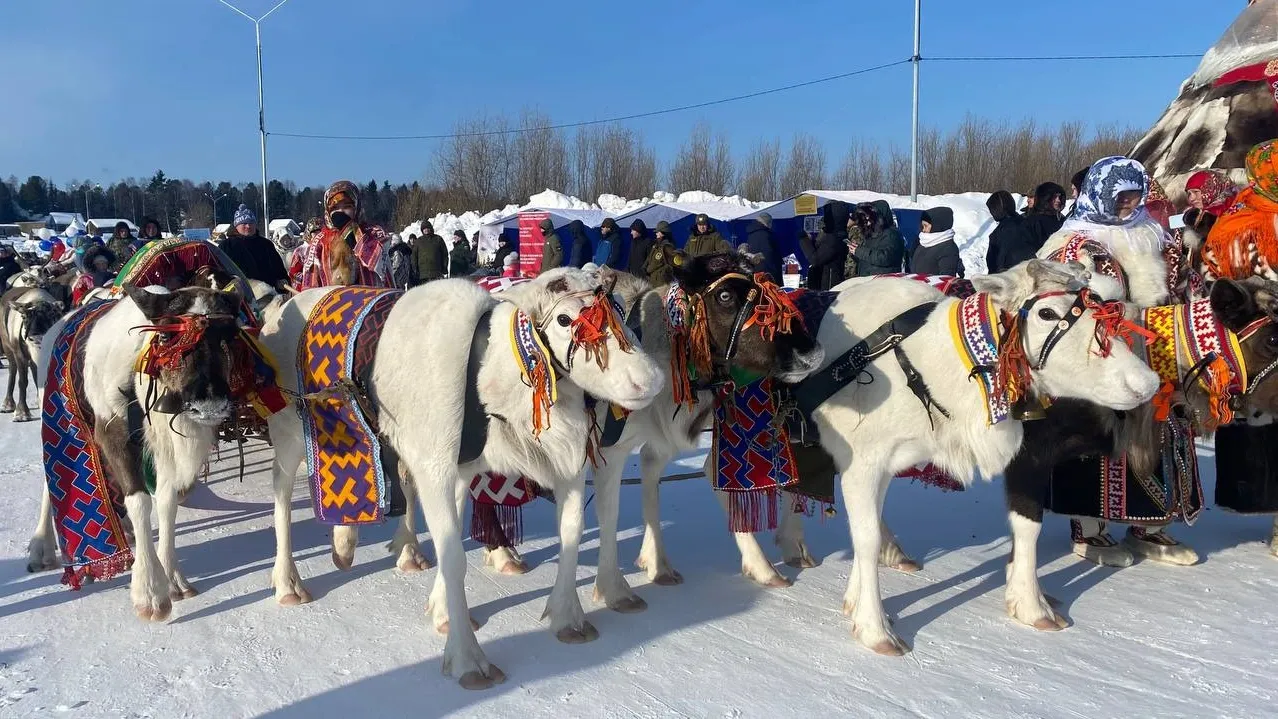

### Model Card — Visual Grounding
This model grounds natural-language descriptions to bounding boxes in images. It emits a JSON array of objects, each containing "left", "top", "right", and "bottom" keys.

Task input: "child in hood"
[{"left": 910, "top": 207, "right": 963, "bottom": 276}]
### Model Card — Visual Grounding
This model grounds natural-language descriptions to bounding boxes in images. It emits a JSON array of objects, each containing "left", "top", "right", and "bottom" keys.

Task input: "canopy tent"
[
  {"left": 1132, "top": 0, "right": 1278, "bottom": 204},
  {"left": 612, "top": 200, "right": 756, "bottom": 260},
  {"left": 477, "top": 207, "right": 613, "bottom": 263},
  {"left": 736, "top": 190, "right": 999, "bottom": 275}
]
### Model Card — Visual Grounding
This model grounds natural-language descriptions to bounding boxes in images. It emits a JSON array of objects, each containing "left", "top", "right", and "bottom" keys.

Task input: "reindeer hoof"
[
  {"left": 651, "top": 570, "right": 683, "bottom": 586},
  {"left": 170, "top": 586, "right": 199, "bottom": 601},
  {"left": 396, "top": 549, "right": 431, "bottom": 572},
  {"left": 785, "top": 555, "right": 819, "bottom": 569},
  {"left": 436, "top": 616, "right": 482, "bottom": 635},
  {"left": 497, "top": 559, "right": 529, "bottom": 575},
  {"left": 458, "top": 665, "right": 506, "bottom": 691},
  {"left": 1030, "top": 612, "right": 1069, "bottom": 631},
  {"left": 608, "top": 595, "right": 648, "bottom": 614},
  {"left": 278, "top": 591, "right": 312, "bottom": 606},
  {"left": 871, "top": 638, "right": 909, "bottom": 656},
  {"left": 555, "top": 622, "right": 600, "bottom": 644},
  {"left": 749, "top": 572, "right": 791, "bottom": 589},
  {"left": 889, "top": 559, "right": 922, "bottom": 573},
  {"left": 331, "top": 548, "right": 354, "bottom": 571},
  {"left": 14, "top": 412, "right": 34, "bottom": 423},
  {"left": 136, "top": 598, "right": 173, "bottom": 622},
  {"left": 0, "top": 403, "right": 13, "bottom": 414}
]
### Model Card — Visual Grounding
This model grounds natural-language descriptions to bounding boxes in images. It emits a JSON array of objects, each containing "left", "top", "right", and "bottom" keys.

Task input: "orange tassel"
[
  {"left": 1204, "top": 356, "right": 1236, "bottom": 426},
  {"left": 996, "top": 311, "right": 1032, "bottom": 407},
  {"left": 744, "top": 274, "right": 804, "bottom": 341},
  {"left": 1152, "top": 381, "right": 1175, "bottom": 422},
  {"left": 529, "top": 362, "right": 552, "bottom": 437}
]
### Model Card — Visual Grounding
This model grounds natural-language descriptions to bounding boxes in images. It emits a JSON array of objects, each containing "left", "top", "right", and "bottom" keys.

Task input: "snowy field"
[{"left": 2, "top": 393, "right": 1277, "bottom": 717}]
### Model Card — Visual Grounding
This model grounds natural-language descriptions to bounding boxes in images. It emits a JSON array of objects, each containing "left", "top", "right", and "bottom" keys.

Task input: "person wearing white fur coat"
[{"left": 1033, "top": 156, "right": 1201, "bottom": 567}]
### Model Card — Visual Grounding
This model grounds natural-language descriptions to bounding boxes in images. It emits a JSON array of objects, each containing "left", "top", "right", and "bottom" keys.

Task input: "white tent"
[
  {"left": 88, "top": 218, "right": 139, "bottom": 233},
  {"left": 268, "top": 218, "right": 300, "bottom": 239}
]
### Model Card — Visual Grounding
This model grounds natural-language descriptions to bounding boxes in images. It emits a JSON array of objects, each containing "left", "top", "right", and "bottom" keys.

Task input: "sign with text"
[
  {"left": 794, "top": 194, "right": 819, "bottom": 216},
  {"left": 517, "top": 211, "right": 550, "bottom": 278}
]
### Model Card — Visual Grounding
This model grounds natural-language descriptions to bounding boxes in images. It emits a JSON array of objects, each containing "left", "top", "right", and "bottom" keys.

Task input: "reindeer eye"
[
  {"left": 716, "top": 289, "right": 734, "bottom": 305},
  {"left": 556, "top": 314, "right": 572, "bottom": 327},
  {"left": 1037, "top": 308, "right": 1060, "bottom": 322},
  {"left": 1267, "top": 332, "right": 1278, "bottom": 348}
]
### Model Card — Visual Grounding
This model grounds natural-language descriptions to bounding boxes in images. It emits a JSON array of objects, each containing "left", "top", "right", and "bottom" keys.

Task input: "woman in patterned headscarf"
[
  {"left": 1039, "top": 156, "right": 1172, "bottom": 308},
  {"left": 1202, "top": 142, "right": 1278, "bottom": 281},
  {"left": 298, "top": 180, "right": 392, "bottom": 288},
  {"left": 1036, "top": 157, "right": 1197, "bottom": 567}
]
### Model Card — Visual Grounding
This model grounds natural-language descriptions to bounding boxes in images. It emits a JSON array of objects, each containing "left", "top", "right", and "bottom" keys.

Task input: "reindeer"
[
  {"left": 798, "top": 260, "right": 1160, "bottom": 654},
  {"left": 261, "top": 268, "right": 664, "bottom": 689},
  {"left": 28, "top": 284, "right": 258, "bottom": 620},
  {"left": 0, "top": 287, "right": 63, "bottom": 422}
]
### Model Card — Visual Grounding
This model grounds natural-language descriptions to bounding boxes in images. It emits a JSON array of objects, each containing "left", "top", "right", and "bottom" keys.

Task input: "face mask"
[{"left": 330, "top": 211, "right": 351, "bottom": 229}]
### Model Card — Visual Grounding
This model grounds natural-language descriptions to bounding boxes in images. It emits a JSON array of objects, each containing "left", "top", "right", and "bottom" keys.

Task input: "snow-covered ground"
[{"left": 2, "top": 393, "right": 1277, "bottom": 717}]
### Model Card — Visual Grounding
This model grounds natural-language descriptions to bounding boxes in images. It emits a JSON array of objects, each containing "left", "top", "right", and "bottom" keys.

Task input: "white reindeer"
[
  {"left": 28, "top": 285, "right": 251, "bottom": 619},
  {"left": 261, "top": 268, "right": 664, "bottom": 689},
  {"left": 807, "top": 260, "right": 1161, "bottom": 654}
]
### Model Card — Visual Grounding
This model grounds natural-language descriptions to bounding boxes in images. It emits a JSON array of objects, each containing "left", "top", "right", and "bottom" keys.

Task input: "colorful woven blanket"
[
  {"left": 113, "top": 239, "right": 257, "bottom": 325},
  {"left": 42, "top": 300, "right": 132, "bottom": 589},
  {"left": 299, "top": 286, "right": 403, "bottom": 525},
  {"left": 879, "top": 272, "right": 976, "bottom": 299},
  {"left": 713, "top": 377, "right": 798, "bottom": 533}
]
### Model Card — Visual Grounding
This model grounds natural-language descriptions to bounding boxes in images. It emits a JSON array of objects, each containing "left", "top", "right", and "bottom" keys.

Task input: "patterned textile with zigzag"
[
  {"left": 42, "top": 300, "right": 132, "bottom": 590},
  {"left": 299, "top": 286, "right": 403, "bottom": 525}
]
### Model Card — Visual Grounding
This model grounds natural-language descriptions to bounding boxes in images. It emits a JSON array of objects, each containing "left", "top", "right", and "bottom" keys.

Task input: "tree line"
[{"left": 2, "top": 113, "right": 1142, "bottom": 232}]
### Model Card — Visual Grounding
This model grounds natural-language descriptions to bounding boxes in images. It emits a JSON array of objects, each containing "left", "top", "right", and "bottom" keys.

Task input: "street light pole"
[
  {"left": 910, "top": 0, "right": 922, "bottom": 202},
  {"left": 204, "top": 192, "right": 228, "bottom": 227},
  {"left": 218, "top": 0, "right": 291, "bottom": 231}
]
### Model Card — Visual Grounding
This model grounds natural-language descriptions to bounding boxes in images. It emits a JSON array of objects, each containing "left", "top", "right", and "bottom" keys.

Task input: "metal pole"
[
  {"left": 256, "top": 21, "right": 269, "bottom": 230},
  {"left": 910, "top": 0, "right": 921, "bottom": 201}
]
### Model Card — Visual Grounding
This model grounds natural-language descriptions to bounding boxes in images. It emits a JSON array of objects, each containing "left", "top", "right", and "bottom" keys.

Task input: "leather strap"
[{"left": 458, "top": 309, "right": 493, "bottom": 465}]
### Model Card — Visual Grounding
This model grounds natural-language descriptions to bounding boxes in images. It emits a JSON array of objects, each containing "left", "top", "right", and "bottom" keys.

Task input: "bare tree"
[
  {"left": 779, "top": 134, "right": 827, "bottom": 197},
  {"left": 668, "top": 123, "right": 735, "bottom": 194},
  {"left": 509, "top": 108, "right": 570, "bottom": 201},
  {"left": 738, "top": 139, "right": 781, "bottom": 201},
  {"left": 432, "top": 113, "right": 513, "bottom": 208},
  {"left": 831, "top": 140, "right": 886, "bottom": 191}
]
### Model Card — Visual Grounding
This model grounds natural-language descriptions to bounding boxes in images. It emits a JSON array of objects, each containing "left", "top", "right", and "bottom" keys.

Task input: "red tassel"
[
  {"left": 470, "top": 501, "right": 524, "bottom": 547},
  {"left": 726, "top": 488, "right": 779, "bottom": 533}
]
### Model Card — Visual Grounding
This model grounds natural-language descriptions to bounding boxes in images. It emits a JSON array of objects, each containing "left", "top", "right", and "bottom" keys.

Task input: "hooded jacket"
[
  {"left": 412, "top": 225, "right": 449, "bottom": 284},
  {"left": 566, "top": 220, "right": 592, "bottom": 268},
  {"left": 106, "top": 225, "right": 135, "bottom": 271},
  {"left": 627, "top": 219, "right": 654, "bottom": 278},
  {"left": 909, "top": 207, "right": 962, "bottom": 276},
  {"left": 492, "top": 239, "right": 515, "bottom": 272},
  {"left": 746, "top": 216, "right": 782, "bottom": 283},
  {"left": 852, "top": 200, "right": 905, "bottom": 276},
  {"left": 684, "top": 220, "right": 733, "bottom": 258},
  {"left": 984, "top": 191, "right": 1039, "bottom": 273},
  {"left": 801, "top": 205, "right": 849, "bottom": 290},
  {"left": 539, "top": 219, "right": 563, "bottom": 273},
  {"left": 449, "top": 237, "right": 475, "bottom": 277}
]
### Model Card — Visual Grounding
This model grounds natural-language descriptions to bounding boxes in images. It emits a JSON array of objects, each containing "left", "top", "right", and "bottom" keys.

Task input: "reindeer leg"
[
  {"left": 592, "top": 453, "right": 646, "bottom": 613},
  {"left": 478, "top": 497, "right": 527, "bottom": 575},
  {"left": 842, "top": 466, "right": 907, "bottom": 655},
  {"left": 27, "top": 485, "right": 59, "bottom": 572},
  {"left": 270, "top": 415, "right": 311, "bottom": 605},
  {"left": 778, "top": 492, "right": 818, "bottom": 569},
  {"left": 544, "top": 473, "right": 596, "bottom": 643},
  {"left": 151, "top": 423, "right": 212, "bottom": 601},
  {"left": 708, "top": 453, "right": 791, "bottom": 588},
  {"left": 13, "top": 357, "right": 33, "bottom": 422},
  {"left": 388, "top": 466, "right": 431, "bottom": 572},
  {"left": 1270, "top": 516, "right": 1278, "bottom": 558},
  {"left": 1, "top": 354, "right": 16, "bottom": 414},
  {"left": 636, "top": 445, "right": 682, "bottom": 585}
]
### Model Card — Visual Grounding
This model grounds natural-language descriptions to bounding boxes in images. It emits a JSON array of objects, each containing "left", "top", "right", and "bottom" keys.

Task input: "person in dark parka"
[
  {"left": 1024, "top": 181, "right": 1067, "bottom": 251},
  {"left": 566, "top": 219, "right": 592, "bottom": 268},
  {"left": 491, "top": 234, "right": 515, "bottom": 273},
  {"left": 684, "top": 213, "right": 733, "bottom": 258},
  {"left": 746, "top": 212, "right": 782, "bottom": 283},
  {"left": 851, "top": 200, "right": 905, "bottom": 276},
  {"left": 984, "top": 190, "right": 1040, "bottom": 273},
  {"left": 644, "top": 220, "right": 677, "bottom": 286},
  {"left": 221, "top": 205, "right": 290, "bottom": 289},
  {"left": 538, "top": 218, "right": 563, "bottom": 273},
  {"left": 411, "top": 221, "right": 449, "bottom": 284},
  {"left": 627, "top": 219, "right": 654, "bottom": 278},
  {"left": 800, "top": 214, "right": 848, "bottom": 291},
  {"left": 449, "top": 229, "right": 475, "bottom": 277},
  {"left": 910, "top": 206, "right": 963, "bottom": 276}
]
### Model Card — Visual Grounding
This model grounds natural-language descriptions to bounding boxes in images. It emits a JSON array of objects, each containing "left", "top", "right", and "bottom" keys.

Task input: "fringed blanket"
[
  {"left": 713, "top": 377, "right": 798, "bottom": 533},
  {"left": 470, "top": 473, "right": 538, "bottom": 546},
  {"left": 299, "top": 286, "right": 403, "bottom": 525},
  {"left": 42, "top": 300, "right": 132, "bottom": 589}
]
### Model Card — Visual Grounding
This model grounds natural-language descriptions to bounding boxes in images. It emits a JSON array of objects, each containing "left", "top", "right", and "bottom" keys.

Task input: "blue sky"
[{"left": 4, "top": 0, "right": 1242, "bottom": 188}]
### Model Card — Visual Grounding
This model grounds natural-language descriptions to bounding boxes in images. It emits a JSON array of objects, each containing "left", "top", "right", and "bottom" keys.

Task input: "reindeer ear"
[
  {"left": 1210, "top": 278, "right": 1259, "bottom": 332},
  {"left": 970, "top": 262, "right": 1036, "bottom": 308},
  {"left": 1252, "top": 281, "right": 1278, "bottom": 321},
  {"left": 125, "top": 285, "right": 173, "bottom": 320}
]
